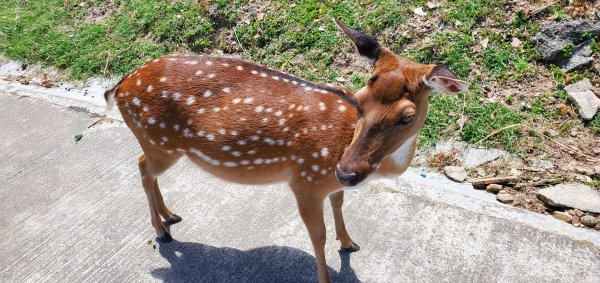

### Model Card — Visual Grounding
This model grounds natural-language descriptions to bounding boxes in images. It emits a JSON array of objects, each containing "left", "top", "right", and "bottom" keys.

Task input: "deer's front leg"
[
  {"left": 291, "top": 184, "right": 330, "bottom": 283},
  {"left": 329, "top": 190, "right": 360, "bottom": 252}
]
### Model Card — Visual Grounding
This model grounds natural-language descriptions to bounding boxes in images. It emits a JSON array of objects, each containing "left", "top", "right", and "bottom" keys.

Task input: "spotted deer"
[{"left": 105, "top": 19, "right": 467, "bottom": 283}]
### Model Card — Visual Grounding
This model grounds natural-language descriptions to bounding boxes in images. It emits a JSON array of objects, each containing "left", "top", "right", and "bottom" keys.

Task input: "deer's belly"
[{"left": 186, "top": 152, "right": 293, "bottom": 185}]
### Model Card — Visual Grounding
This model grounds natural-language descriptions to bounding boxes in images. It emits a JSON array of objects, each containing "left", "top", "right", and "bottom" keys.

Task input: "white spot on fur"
[
  {"left": 195, "top": 70, "right": 203, "bottom": 76},
  {"left": 204, "top": 90, "right": 212, "bottom": 97},
  {"left": 312, "top": 152, "right": 319, "bottom": 158},
  {"left": 222, "top": 145, "right": 231, "bottom": 151},
  {"left": 160, "top": 77, "right": 168, "bottom": 83},
  {"left": 206, "top": 134, "right": 215, "bottom": 140},
  {"left": 247, "top": 149, "right": 257, "bottom": 155},
  {"left": 260, "top": 73, "right": 268, "bottom": 77},
  {"left": 223, "top": 161, "right": 237, "bottom": 167},
  {"left": 237, "top": 140, "right": 247, "bottom": 145},
  {"left": 264, "top": 138, "right": 275, "bottom": 145},
  {"left": 320, "top": 148, "right": 329, "bottom": 157},
  {"left": 243, "top": 97, "right": 254, "bottom": 104},
  {"left": 254, "top": 158, "right": 264, "bottom": 165},
  {"left": 159, "top": 122, "right": 166, "bottom": 129},
  {"left": 312, "top": 165, "right": 319, "bottom": 172},
  {"left": 230, "top": 130, "right": 238, "bottom": 136},
  {"left": 278, "top": 119, "right": 286, "bottom": 126},
  {"left": 186, "top": 96, "right": 196, "bottom": 105},
  {"left": 132, "top": 97, "right": 141, "bottom": 106},
  {"left": 206, "top": 61, "right": 213, "bottom": 66},
  {"left": 338, "top": 104, "right": 347, "bottom": 112},
  {"left": 274, "top": 110, "right": 282, "bottom": 116},
  {"left": 197, "top": 108, "right": 205, "bottom": 114},
  {"left": 172, "top": 93, "right": 181, "bottom": 100},
  {"left": 236, "top": 66, "right": 243, "bottom": 71},
  {"left": 251, "top": 70, "right": 258, "bottom": 75},
  {"left": 208, "top": 73, "right": 216, "bottom": 78},
  {"left": 319, "top": 102, "right": 326, "bottom": 110},
  {"left": 213, "top": 107, "right": 221, "bottom": 112},
  {"left": 136, "top": 79, "right": 141, "bottom": 86},
  {"left": 272, "top": 76, "right": 280, "bottom": 80},
  {"left": 255, "top": 105, "right": 264, "bottom": 113},
  {"left": 240, "top": 160, "right": 250, "bottom": 165},
  {"left": 148, "top": 117, "right": 156, "bottom": 125},
  {"left": 218, "top": 129, "right": 226, "bottom": 135},
  {"left": 232, "top": 151, "right": 241, "bottom": 157},
  {"left": 222, "top": 87, "right": 231, "bottom": 93},
  {"left": 232, "top": 98, "right": 241, "bottom": 104},
  {"left": 173, "top": 124, "right": 180, "bottom": 131}
]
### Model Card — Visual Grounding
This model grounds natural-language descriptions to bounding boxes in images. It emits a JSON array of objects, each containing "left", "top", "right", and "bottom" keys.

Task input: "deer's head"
[{"left": 333, "top": 19, "right": 468, "bottom": 186}]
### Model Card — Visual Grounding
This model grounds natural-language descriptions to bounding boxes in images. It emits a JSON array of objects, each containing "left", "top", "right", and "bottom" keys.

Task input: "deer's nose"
[{"left": 335, "top": 165, "right": 358, "bottom": 187}]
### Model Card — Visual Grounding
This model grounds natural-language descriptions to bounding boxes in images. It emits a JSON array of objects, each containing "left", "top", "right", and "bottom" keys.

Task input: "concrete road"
[{"left": 1, "top": 82, "right": 599, "bottom": 283}]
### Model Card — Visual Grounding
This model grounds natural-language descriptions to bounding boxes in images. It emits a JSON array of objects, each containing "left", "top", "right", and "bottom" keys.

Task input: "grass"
[{"left": 0, "top": 0, "right": 598, "bottom": 156}]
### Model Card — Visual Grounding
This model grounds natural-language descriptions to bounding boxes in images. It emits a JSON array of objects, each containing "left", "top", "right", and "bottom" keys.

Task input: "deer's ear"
[
  {"left": 423, "top": 66, "right": 469, "bottom": 93},
  {"left": 333, "top": 18, "right": 381, "bottom": 61}
]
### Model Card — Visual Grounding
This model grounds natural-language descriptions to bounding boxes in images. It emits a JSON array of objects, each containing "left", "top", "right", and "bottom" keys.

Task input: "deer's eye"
[{"left": 396, "top": 115, "right": 413, "bottom": 125}]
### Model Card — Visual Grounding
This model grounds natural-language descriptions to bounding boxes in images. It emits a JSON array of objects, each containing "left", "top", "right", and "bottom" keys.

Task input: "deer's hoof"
[
  {"left": 166, "top": 214, "right": 182, "bottom": 225},
  {"left": 156, "top": 232, "right": 174, "bottom": 243},
  {"left": 340, "top": 242, "right": 360, "bottom": 252}
]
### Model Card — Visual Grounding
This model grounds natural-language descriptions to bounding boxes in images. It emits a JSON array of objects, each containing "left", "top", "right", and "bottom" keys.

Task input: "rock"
[
  {"left": 596, "top": 223, "right": 600, "bottom": 230},
  {"left": 564, "top": 78, "right": 593, "bottom": 93},
  {"left": 462, "top": 147, "right": 507, "bottom": 168},
  {"left": 546, "top": 129, "right": 559, "bottom": 137},
  {"left": 497, "top": 192, "right": 514, "bottom": 204},
  {"left": 574, "top": 174, "right": 592, "bottom": 183},
  {"left": 581, "top": 215, "right": 600, "bottom": 227},
  {"left": 564, "top": 79, "right": 600, "bottom": 121},
  {"left": 556, "top": 42, "right": 594, "bottom": 72},
  {"left": 532, "top": 19, "right": 600, "bottom": 61},
  {"left": 552, "top": 211, "right": 571, "bottom": 223},
  {"left": 575, "top": 166, "right": 595, "bottom": 176},
  {"left": 486, "top": 184, "right": 503, "bottom": 194},
  {"left": 444, "top": 166, "right": 468, "bottom": 183},
  {"left": 537, "top": 183, "right": 600, "bottom": 213},
  {"left": 571, "top": 215, "right": 581, "bottom": 226}
]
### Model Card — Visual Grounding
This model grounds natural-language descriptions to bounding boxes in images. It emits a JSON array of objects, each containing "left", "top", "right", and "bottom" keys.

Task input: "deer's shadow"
[{"left": 151, "top": 240, "right": 361, "bottom": 283}]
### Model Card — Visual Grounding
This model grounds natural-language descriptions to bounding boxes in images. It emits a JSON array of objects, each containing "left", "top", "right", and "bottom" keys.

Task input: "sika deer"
[{"left": 105, "top": 19, "right": 468, "bottom": 283}]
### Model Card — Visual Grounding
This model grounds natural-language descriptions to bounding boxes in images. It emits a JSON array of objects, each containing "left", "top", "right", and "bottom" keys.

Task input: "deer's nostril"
[{"left": 335, "top": 165, "right": 358, "bottom": 186}]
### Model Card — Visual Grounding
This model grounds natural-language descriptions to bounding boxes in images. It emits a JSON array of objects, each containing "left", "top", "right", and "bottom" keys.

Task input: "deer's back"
[{"left": 113, "top": 54, "right": 356, "bottom": 185}]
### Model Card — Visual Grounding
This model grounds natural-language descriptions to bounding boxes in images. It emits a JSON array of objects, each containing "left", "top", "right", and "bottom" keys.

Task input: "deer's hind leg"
[{"left": 138, "top": 151, "right": 182, "bottom": 242}]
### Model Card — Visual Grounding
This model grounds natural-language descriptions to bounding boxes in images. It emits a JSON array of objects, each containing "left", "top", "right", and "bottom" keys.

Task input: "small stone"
[
  {"left": 571, "top": 215, "right": 581, "bottom": 226},
  {"left": 497, "top": 192, "right": 514, "bottom": 204},
  {"left": 574, "top": 209, "right": 584, "bottom": 217},
  {"left": 593, "top": 148, "right": 600, "bottom": 155},
  {"left": 546, "top": 129, "right": 559, "bottom": 137},
  {"left": 574, "top": 174, "right": 592, "bottom": 183},
  {"left": 552, "top": 211, "right": 571, "bottom": 223},
  {"left": 581, "top": 215, "right": 600, "bottom": 227},
  {"left": 414, "top": 7, "right": 426, "bottom": 16},
  {"left": 575, "top": 166, "right": 594, "bottom": 176},
  {"left": 444, "top": 166, "right": 468, "bottom": 183},
  {"left": 486, "top": 184, "right": 503, "bottom": 194},
  {"left": 564, "top": 78, "right": 600, "bottom": 121},
  {"left": 595, "top": 223, "right": 600, "bottom": 230}
]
